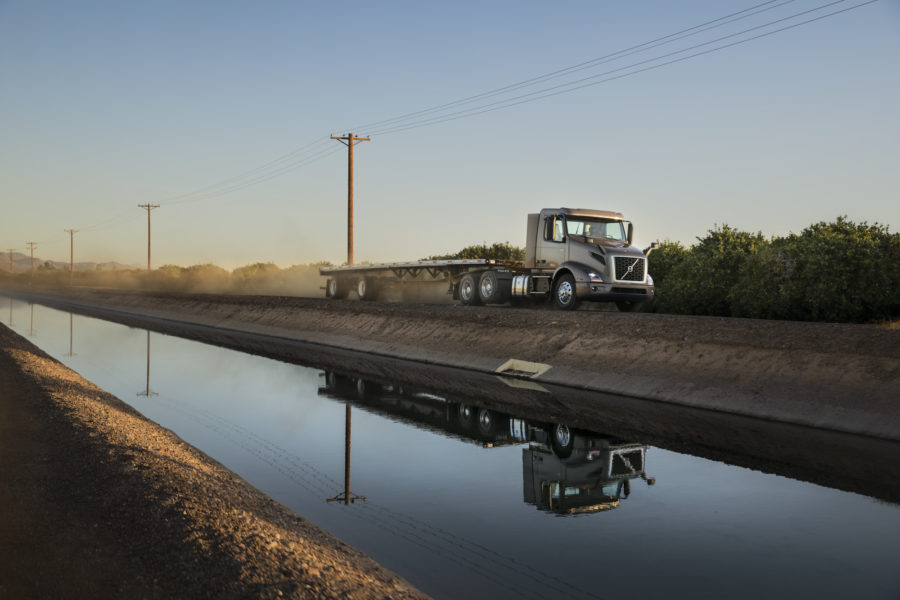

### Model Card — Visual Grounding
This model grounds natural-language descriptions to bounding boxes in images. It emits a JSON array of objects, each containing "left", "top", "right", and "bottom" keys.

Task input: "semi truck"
[{"left": 320, "top": 207, "right": 657, "bottom": 311}]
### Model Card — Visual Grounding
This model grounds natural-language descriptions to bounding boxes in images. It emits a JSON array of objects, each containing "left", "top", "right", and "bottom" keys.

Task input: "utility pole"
[
  {"left": 137, "top": 204, "right": 159, "bottom": 271},
  {"left": 330, "top": 133, "right": 370, "bottom": 265},
  {"left": 64, "top": 230, "right": 78, "bottom": 285},
  {"left": 6, "top": 249, "right": 14, "bottom": 274},
  {"left": 26, "top": 242, "right": 37, "bottom": 282}
]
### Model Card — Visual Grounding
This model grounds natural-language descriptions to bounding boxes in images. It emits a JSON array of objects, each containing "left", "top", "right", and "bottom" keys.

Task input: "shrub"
[
  {"left": 654, "top": 225, "right": 766, "bottom": 316},
  {"left": 731, "top": 217, "right": 899, "bottom": 322},
  {"left": 644, "top": 240, "right": 689, "bottom": 312},
  {"left": 424, "top": 242, "right": 525, "bottom": 262}
]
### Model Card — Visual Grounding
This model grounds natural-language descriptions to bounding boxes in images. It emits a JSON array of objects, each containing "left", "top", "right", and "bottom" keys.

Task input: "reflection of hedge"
[{"left": 647, "top": 218, "right": 899, "bottom": 323}]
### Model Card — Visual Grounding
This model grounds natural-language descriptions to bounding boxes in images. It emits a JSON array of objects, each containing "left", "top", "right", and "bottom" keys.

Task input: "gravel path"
[{"left": 0, "top": 323, "right": 430, "bottom": 600}]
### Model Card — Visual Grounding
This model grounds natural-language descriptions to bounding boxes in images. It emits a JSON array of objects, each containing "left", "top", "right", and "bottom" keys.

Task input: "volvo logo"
[{"left": 625, "top": 259, "right": 639, "bottom": 275}]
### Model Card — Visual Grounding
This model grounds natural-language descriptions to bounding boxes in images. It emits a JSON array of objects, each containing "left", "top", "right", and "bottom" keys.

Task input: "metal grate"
[{"left": 614, "top": 257, "right": 646, "bottom": 282}]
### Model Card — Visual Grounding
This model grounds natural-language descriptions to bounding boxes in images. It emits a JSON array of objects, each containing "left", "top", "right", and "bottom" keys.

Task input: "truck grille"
[
  {"left": 610, "top": 448, "right": 644, "bottom": 477},
  {"left": 614, "top": 257, "right": 646, "bottom": 282}
]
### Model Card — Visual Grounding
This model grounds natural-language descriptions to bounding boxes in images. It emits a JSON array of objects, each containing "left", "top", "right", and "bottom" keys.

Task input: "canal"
[{"left": 4, "top": 297, "right": 899, "bottom": 599}]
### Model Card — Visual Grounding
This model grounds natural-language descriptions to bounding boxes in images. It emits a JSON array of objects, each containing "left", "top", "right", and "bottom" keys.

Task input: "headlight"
[
  {"left": 588, "top": 272, "right": 603, "bottom": 282},
  {"left": 648, "top": 274, "right": 654, "bottom": 285}
]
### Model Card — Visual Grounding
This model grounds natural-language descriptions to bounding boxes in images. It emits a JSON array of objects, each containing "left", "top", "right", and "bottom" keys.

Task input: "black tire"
[
  {"left": 326, "top": 277, "right": 349, "bottom": 300},
  {"left": 457, "top": 404, "right": 477, "bottom": 429},
  {"left": 458, "top": 273, "right": 483, "bottom": 306},
  {"left": 477, "top": 409, "right": 497, "bottom": 436},
  {"left": 356, "top": 276, "right": 378, "bottom": 301},
  {"left": 553, "top": 273, "right": 579, "bottom": 311},
  {"left": 478, "top": 271, "right": 511, "bottom": 304},
  {"left": 616, "top": 301, "right": 637, "bottom": 312},
  {"left": 550, "top": 423, "right": 574, "bottom": 458}
]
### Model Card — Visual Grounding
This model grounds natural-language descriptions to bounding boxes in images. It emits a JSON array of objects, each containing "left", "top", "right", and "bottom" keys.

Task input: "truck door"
[{"left": 534, "top": 213, "right": 566, "bottom": 269}]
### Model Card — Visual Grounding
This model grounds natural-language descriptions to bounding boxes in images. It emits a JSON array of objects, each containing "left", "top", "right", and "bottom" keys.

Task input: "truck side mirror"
[
  {"left": 627, "top": 222, "right": 634, "bottom": 245},
  {"left": 643, "top": 242, "right": 660, "bottom": 256}
]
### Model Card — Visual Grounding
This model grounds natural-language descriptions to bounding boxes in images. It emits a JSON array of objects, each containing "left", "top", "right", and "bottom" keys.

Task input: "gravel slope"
[{"left": 0, "top": 323, "right": 430, "bottom": 600}]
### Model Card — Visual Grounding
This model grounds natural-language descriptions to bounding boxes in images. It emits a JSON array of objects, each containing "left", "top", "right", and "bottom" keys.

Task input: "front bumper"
[{"left": 575, "top": 281, "right": 654, "bottom": 303}]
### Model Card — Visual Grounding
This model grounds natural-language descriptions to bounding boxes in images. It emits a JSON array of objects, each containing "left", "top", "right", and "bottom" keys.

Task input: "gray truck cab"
[{"left": 523, "top": 208, "right": 655, "bottom": 311}]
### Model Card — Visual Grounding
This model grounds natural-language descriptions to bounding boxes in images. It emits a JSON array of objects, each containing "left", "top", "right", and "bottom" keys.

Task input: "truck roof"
[{"left": 555, "top": 208, "right": 625, "bottom": 221}]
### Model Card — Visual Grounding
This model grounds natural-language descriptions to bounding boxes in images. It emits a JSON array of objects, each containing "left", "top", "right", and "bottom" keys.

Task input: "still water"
[{"left": 4, "top": 297, "right": 900, "bottom": 600}]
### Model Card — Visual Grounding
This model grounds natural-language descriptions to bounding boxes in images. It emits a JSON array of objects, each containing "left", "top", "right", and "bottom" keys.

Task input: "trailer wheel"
[
  {"left": 356, "top": 276, "right": 378, "bottom": 301},
  {"left": 553, "top": 273, "right": 579, "bottom": 310},
  {"left": 478, "top": 271, "right": 511, "bottom": 304},
  {"left": 326, "top": 277, "right": 348, "bottom": 300},
  {"left": 458, "top": 273, "right": 482, "bottom": 306}
]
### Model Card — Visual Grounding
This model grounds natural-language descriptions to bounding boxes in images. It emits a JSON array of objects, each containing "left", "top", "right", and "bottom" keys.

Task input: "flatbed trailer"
[
  {"left": 321, "top": 259, "right": 522, "bottom": 302},
  {"left": 320, "top": 207, "right": 657, "bottom": 311}
]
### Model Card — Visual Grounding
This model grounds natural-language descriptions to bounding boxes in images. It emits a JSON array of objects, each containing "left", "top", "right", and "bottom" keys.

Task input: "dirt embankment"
[
  {"left": 11, "top": 287, "right": 900, "bottom": 441},
  {"left": 0, "top": 323, "right": 429, "bottom": 600}
]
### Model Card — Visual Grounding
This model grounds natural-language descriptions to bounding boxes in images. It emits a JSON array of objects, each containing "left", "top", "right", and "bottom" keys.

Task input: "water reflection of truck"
[
  {"left": 320, "top": 208, "right": 657, "bottom": 311},
  {"left": 319, "top": 372, "right": 654, "bottom": 515},
  {"left": 518, "top": 421, "right": 654, "bottom": 515}
]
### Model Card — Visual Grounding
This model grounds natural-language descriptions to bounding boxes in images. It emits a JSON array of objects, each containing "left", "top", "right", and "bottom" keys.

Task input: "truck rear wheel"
[
  {"left": 327, "top": 277, "right": 349, "bottom": 299},
  {"left": 478, "top": 271, "right": 511, "bottom": 304},
  {"left": 458, "top": 273, "right": 482, "bottom": 306},
  {"left": 553, "top": 273, "right": 579, "bottom": 310}
]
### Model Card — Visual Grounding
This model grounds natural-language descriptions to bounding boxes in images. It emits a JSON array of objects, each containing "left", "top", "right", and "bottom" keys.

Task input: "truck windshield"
[{"left": 566, "top": 218, "right": 626, "bottom": 242}]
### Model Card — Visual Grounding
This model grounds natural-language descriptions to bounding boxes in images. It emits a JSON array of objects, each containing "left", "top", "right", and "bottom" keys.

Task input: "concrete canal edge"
[
  {"left": 8, "top": 288, "right": 900, "bottom": 442},
  {"left": 0, "top": 323, "right": 431, "bottom": 599}
]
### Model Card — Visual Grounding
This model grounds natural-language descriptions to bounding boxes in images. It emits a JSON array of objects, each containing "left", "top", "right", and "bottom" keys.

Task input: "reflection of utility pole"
[
  {"left": 137, "top": 204, "right": 159, "bottom": 272},
  {"left": 136, "top": 330, "right": 157, "bottom": 397},
  {"left": 28, "top": 302, "right": 35, "bottom": 336},
  {"left": 330, "top": 133, "right": 370, "bottom": 265},
  {"left": 6, "top": 249, "right": 14, "bottom": 274},
  {"left": 26, "top": 242, "right": 37, "bottom": 282},
  {"left": 64, "top": 230, "right": 78, "bottom": 285},
  {"left": 7, "top": 297, "right": 12, "bottom": 326},
  {"left": 327, "top": 404, "right": 366, "bottom": 506},
  {"left": 63, "top": 313, "right": 75, "bottom": 357}
]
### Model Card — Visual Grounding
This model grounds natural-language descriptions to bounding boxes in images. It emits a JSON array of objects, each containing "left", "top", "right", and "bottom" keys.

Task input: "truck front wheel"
[
  {"left": 458, "top": 273, "right": 483, "bottom": 306},
  {"left": 553, "top": 274, "right": 579, "bottom": 310}
]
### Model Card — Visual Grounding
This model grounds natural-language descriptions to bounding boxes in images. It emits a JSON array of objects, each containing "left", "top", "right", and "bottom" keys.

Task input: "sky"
[{"left": 1, "top": 0, "right": 898, "bottom": 269}]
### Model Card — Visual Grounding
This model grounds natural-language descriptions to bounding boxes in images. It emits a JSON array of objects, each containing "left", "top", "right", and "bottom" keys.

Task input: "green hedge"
[{"left": 647, "top": 218, "right": 899, "bottom": 323}]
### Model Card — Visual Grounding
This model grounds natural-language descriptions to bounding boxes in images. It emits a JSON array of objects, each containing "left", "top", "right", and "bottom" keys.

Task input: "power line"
[
  {"left": 367, "top": 0, "right": 875, "bottom": 136},
  {"left": 33, "top": 0, "right": 879, "bottom": 237},
  {"left": 345, "top": 0, "right": 801, "bottom": 133},
  {"left": 93, "top": 0, "right": 822, "bottom": 218}
]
